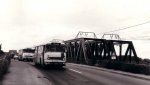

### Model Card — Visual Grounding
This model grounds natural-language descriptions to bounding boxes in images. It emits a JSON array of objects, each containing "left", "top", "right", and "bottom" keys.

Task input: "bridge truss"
[{"left": 65, "top": 32, "right": 139, "bottom": 65}]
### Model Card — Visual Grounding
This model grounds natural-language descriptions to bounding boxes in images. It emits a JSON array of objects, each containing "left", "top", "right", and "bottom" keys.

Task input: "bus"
[
  {"left": 33, "top": 41, "right": 66, "bottom": 68},
  {"left": 18, "top": 48, "right": 35, "bottom": 61}
]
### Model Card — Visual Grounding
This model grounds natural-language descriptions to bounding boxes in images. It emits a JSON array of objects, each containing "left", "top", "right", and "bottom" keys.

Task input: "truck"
[
  {"left": 33, "top": 40, "right": 66, "bottom": 68},
  {"left": 18, "top": 48, "right": 35, "bottom": 61}
]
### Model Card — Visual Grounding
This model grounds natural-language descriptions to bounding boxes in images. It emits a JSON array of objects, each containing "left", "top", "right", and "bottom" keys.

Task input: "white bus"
[
  {"left": 18, "top": 48, "right": 35, "bottom": 61},
  {"left": 33, "top": 42, "right": 66, "bottom": 68}
]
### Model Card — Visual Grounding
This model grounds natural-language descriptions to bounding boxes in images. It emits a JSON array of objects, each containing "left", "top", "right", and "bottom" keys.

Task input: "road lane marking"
[{"left": 69, "top": 69, "right": 82, "bottom": 74}]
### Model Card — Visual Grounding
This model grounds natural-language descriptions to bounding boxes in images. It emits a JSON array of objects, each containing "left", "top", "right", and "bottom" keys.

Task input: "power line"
[
  {"left": 102, "top": 20, "right": 150, "bottom": 34},
  {"left": 120, "top": 35, "right": 150, "bottom": 41},
  {"left": 127, "top": 38, "right": 150, "bottom": 40}
]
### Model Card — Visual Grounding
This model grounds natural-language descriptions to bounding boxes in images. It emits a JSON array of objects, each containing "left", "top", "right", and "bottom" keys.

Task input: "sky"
[{"left": 1, "top": 0, "right": 150, "bottom": 59}]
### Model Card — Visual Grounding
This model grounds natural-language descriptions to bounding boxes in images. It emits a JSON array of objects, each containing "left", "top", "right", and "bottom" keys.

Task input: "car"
[{"left": 13, "top": 55, "right": 19, "bottom": 60}]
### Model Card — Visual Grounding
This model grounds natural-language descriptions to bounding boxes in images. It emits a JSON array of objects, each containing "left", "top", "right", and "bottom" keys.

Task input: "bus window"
[
  {"left": 45, "top": 44, "right": 65, "bottom": 52},
  {"left": 23, "top": 49, "right": 35, "bottom": 53},
  {"left": 55, "top": 45, "right": 65, "bottom": 52}
]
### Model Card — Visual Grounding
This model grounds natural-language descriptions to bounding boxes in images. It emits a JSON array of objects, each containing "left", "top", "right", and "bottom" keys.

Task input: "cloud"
[{"left": 1, "top": 0, "right": 150, "bottom": 59}]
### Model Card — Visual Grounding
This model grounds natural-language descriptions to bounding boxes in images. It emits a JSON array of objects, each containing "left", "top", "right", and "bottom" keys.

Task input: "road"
[
  {"left": 2, "top": 60, "right": 150, "bottom": 85},
  {"left": 33, "top": 63, "right": 150, "bottom": 85}
]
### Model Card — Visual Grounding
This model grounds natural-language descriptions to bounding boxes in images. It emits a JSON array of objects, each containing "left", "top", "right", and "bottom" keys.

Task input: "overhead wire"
[
  {"left": 101, "top": 20, "right": 150, "bottom": 34},
  {"left": 98, "top": 20, "right": 150, "bottom": 40}
]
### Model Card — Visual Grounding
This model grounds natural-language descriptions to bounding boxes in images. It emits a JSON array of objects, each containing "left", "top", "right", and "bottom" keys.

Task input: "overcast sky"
[{"left": 1, "top": 0, "right": 150, "bottom": 59}]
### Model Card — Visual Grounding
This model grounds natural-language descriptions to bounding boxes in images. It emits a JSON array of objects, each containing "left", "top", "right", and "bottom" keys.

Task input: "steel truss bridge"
[{"left": 65, "top": 31, "right": 139, "bottom": 65}]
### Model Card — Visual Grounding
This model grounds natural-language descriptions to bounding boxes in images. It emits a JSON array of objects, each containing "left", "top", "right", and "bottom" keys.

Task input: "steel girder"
[{"left": 65, "top": 38, "right": 139, "bottom": 65}]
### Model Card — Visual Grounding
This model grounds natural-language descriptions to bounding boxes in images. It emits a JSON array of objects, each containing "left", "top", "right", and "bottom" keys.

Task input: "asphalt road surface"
[
  {"left": 2, "top": 60, "right": 150, "bottom": 85},
  {"left": 33, "top": 63, "right": 150, "bottom": 85}
]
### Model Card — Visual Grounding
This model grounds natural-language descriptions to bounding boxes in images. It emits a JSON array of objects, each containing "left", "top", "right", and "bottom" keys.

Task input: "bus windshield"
[
  {"left": 23, "top": 49, "right": 35, "bottom": 53},
  {"left": 45, "top": 43, "right": 65, "bottom": 52}
]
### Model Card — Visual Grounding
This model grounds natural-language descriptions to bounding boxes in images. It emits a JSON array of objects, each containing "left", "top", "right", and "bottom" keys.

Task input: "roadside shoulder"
[{"left": 2, "top": 60, "right": 52, "bottom": 85}]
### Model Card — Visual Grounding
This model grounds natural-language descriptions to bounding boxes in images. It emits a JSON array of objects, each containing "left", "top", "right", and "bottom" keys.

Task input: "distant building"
[
  {"left": 9, "top": 50, "right": 17, "bottom": 58},
  {"left": 9, "top": 50, "right": 17, "bottom": 54}
]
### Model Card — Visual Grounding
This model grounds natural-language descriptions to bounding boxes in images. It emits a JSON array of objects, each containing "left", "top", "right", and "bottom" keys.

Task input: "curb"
[{"left": 67, "top": 63, "right": 150, "bottom": 81}]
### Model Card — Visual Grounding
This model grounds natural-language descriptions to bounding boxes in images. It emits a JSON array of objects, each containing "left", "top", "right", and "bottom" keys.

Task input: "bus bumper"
[{"left": 44, "top": 60, "right": 66, "bottom": 66}]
